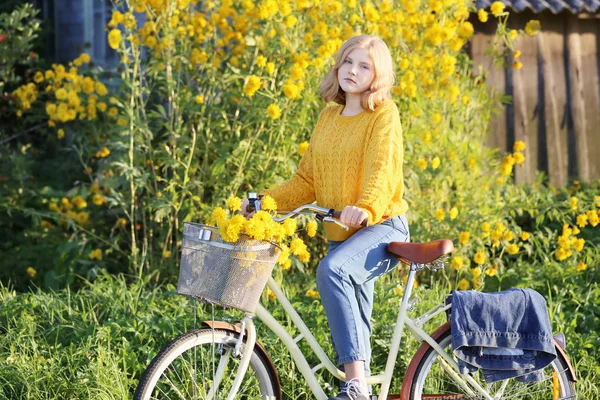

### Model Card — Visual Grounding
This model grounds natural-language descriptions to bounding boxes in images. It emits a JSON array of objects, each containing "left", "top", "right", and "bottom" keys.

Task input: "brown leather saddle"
[{"left": 387, "top": 239, "right": 454, "bottom": 265}]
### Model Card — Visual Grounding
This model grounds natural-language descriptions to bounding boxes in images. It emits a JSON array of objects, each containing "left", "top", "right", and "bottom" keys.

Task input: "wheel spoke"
[
  {"left": 412, "top": 331, "right": 575, "bottom": 400},
  {"left": 135, "top": 329, "right": 276, "bottom": 400}
]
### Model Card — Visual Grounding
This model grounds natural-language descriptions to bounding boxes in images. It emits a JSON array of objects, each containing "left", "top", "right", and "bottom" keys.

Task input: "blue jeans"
[{"left": 316, "top": 215, "right": 410, "bottom": 377}]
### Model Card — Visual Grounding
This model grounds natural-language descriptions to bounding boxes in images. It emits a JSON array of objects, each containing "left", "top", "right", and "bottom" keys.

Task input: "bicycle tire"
[
  {"left": 408, "top": 328, "right": 576, "bottom": 399},
  {"left": 134, "top": 328, "right": 281, "bottom": 400}
]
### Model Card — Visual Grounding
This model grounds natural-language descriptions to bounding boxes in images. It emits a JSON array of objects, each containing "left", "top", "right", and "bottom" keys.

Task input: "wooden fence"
[{"left": 469, "top": 10, "right": 600, "bottom": 187}]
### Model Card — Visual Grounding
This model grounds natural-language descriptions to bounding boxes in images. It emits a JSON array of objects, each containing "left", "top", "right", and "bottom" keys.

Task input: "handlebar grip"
[{"left": 331, "top": 210, "right": 368, "bottom": 227}]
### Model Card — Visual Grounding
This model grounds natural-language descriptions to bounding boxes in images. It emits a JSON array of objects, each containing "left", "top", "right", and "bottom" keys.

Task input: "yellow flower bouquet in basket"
[{"left": 177, "top": 195, "right": 315, "bottom": 314}]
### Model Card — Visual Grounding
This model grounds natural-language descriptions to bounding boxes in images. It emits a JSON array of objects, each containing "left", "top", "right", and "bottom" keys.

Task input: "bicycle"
[{"left": 134, "top": 202, "right": 578, "bottom": 400}]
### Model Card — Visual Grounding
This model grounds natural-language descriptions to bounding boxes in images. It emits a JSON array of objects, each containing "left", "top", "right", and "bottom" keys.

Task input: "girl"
[{"left": 243, "top": 34, "right": 409, "bottom": 400}]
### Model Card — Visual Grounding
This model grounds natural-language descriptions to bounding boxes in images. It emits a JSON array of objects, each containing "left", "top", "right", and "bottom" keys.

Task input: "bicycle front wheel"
[
  {"left": 134, "top": 328, "right": 280, "bottom": 400},
  {"left": 410, "top": 329, "right": 576, "bottom": 400}
]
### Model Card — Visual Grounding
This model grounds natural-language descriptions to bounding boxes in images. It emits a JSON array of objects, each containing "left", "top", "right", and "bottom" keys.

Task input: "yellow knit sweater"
[{"left": 263, "top": 98, "right": 408, "bottom": 241}]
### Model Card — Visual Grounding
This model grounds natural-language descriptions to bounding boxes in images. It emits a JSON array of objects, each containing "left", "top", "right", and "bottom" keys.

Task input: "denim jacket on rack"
[{"left": 451, "top": 288, "right": 557, "bottom": 383}]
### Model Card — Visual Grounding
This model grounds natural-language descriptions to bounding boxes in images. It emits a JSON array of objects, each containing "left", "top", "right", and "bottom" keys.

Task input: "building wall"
[
  {"left": 470, "top": 10, "right": 600, "bottom": 186},
  {"left": 54, "top": 0, "right": 86, "bottom": 63}
]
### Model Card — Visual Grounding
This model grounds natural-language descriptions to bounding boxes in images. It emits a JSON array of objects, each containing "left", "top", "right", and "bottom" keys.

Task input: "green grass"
[{"left": 1, "top": 268, "right": 598, "bottom": 399}]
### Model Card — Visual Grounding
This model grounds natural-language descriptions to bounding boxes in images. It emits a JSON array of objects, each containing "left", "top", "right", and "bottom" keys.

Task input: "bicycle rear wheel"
[
  {"left": 409, "top": 329, "right": 576, "bottom": 400},
  {"left": 134, "top": 328, "right": 280, "bottom": 400}
]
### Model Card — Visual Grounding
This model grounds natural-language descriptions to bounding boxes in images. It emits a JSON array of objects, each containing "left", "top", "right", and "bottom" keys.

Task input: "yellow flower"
[
  {"left": 449, "top": 207, "right": 458, "bottom": 220},
  {"left": 513, "top": 151, "right": 525, "bottom": 164},
  {"left": 570, "top": 197, "right": 578, "bottom": 210},
  {"left": 261, "top": 195, "right": 277, "bottom": 212},
  {"left": 195, "top": 94, "right": 205, "bottom": 104},
  {"left": 525, "top": 20, "right": 541, "bottom": 36},
  {"left": 163, "top": 250, "right": 172, "bottom": 258},
  {"left": 477, "top": 9, "right": 488, "bottom": 22},
  {"left": 576, "top": 214, "right": 588, "bottom": 228},
  {"left": 485, "top": 264, "right": 498, "bottom": 276},
  {"left": 211, "top": 207, "right": 227, "bottom": 222},
  {"left": 283, "top": 80, "right": 302, "bottom": 99},
  {"left": 431, "top": 157, "right": 441, "bottom": 170},
  {"left": 513, "top": 61, "right": 523, "bottom": 70},
  {"left": 55, "top": 88, "right": 67, "bottom": 100},
  {"left": 458, "top": 22, "right": 474, "bottom": 39},
  {"left": 282, "top": 218, "right": 297, "bottom": 237},
  {"left": 513, "top": 50, "right": 522, "bottom": 59},
  {"left": 467, "top": 158, "right": 476, "bottom": 169},
  {"left": 457, "top": 278, "right": 470, "bottom": 290},
  {"left": 92, "top": 194, "right": 104, "bottom": 206},
  {"left": 587, "top": 210, "right": 599, "bottom": 226},
  {"left": 218, "top": 218, "right": 243, "bottom": 242},
  {"left": 306, "top": 220, "right": 318, "bottom": 237},
  {"left": 298, "top": 141, "right": 309, "bottom": 156},
  {"left": 434, "top": 208, "right": 445, "bottom": 221},
  {"left": 417, "top": 158, "right": 427, "bottom": 170},
  {"left": 243, "top": 75, "right": 261, "bottom": 97},
  {"left": 452, "top": 256, "right": 464, "bottom": 270},
  {"left": 96, "top": 146, "right": 110, "bottom": 158},
  {"left": 506, "top": 243, "right": 519, "bottom": 255},
  {"left": 290, "top": 237, "right": 307, "bottom": 255},
  {"left": 520, "top": 232, "right": 530, "bottom": 241},
  {"left": 500, "top": 163, "right": 513, "bottom": 176},
  {"left": 26, "top": 267, "right": 37, "bottom": 278},
  {"left": 226, "top": 196, "right": 242, "bottom": 212},
  {"left": 473, "top": 251, "right": 486, "bottom": 265},
  {"left": 108, "top": 29, "right": 122, "bottom": 50},
  {"left": 472, "top": 267, "right": 482, "bottom": 279},
  {"left": 256, "top": 55, "right": 267, "bottom": 67},
  {"left": 281, "top": 259, "right": 292, "bottom": 270},
  {"left": 490, "top": 1, "right": 505, "bottom": 16},
  {"left": 306, "top": 289, "right": 320, "bottom": 299},
  {"left": 576, "top": 262, "right": 587, "bottom": 272},
  {"left": 118, "top": 218, "right": 127, "bottom": 227},
  {"left": 34, "top": 71, "right": 44, "bottom": 83},
  {"left": 266, "top": 104, "right": 281, "bottom": 119},
  {"left": 57, "top": 128, "right": 65, "bottom": 139},
  {"left": 595, "top": 196, "right": 600, "bottom": 208},
  {"left": 573, "top": 238, "right": 585, "bottom": 252},
  {"left": 481, "top": 222, "right": 491, "bottom": 232},
  {"left": 89, "top": 248, "right": 103, "bottom": 260},
  {"left": 509, "top": 29, "right": 518, "bottom": 40},
  {"left": 108, "top": 107, "right": 118, "bottom": 117},
  {"left": 72, "top": 195, "right": 87, "bottom": 209},
  {"left": 503, "top": 231, "right": 514, "bottom": 241},
  {"left": 265, "top": 62, "right": 276, "bottom": 75},
  {"left": 458, "top": 231, "right": 470, "bottom": 245}
]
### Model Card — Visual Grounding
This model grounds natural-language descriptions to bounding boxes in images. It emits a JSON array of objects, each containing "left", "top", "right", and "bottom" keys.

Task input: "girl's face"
[{"left": 337, "top": 47, "right": 375, "bottom": 96}]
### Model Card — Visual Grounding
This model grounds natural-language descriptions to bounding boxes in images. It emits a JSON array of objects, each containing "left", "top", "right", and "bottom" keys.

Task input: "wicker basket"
[{"left": 177, "top": 222, "right": 281, "bottom": 313}]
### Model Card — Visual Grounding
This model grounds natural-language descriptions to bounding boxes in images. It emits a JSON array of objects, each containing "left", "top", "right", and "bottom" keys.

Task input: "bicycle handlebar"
[{"left": 246, "top": 200, "right": 368, "bottom": 231}]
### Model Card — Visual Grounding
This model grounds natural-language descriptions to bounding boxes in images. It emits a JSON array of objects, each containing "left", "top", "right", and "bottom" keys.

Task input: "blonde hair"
[{"left": 319, "top": 35, "right": 395, "bottom": 111}]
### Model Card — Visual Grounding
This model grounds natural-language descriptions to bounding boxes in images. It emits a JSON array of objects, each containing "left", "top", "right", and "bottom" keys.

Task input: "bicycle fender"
[
  {"left": 400, "top": 322, "right": 452, "bottom": 399},
  {"left": 399, "top": 322, "right": 577, "bottom": 399},
  {"left": 201, "top": 320, "right": 283, "bottom": 399}
]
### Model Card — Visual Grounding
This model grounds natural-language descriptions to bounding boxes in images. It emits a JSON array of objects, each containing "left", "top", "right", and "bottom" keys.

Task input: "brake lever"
[{"left": 323, "top": 216, "right": 349, "bottom": 231}]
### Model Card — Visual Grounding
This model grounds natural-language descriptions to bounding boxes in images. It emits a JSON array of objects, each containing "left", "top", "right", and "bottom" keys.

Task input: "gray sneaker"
[{"left": 328, "top": 379, "right": 370, "bottom": 400}]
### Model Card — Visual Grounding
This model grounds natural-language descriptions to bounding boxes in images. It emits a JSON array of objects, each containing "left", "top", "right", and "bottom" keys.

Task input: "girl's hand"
[
  {"left": 240, "top": 198, "right": 255, "bottom": 219},
  {"left": 340, "top": 206, "right": 369, "bottom": 228}
]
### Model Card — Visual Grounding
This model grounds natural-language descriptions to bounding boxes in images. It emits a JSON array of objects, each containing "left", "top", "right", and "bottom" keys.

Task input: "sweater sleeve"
[{"left": 355, "top": 103, "right": 404, "bottom": 224}]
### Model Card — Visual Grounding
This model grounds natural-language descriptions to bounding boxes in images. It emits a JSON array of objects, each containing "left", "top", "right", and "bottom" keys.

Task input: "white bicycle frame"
[{"left": 223, "top": 261, "right": 496, "bottom": 400}]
